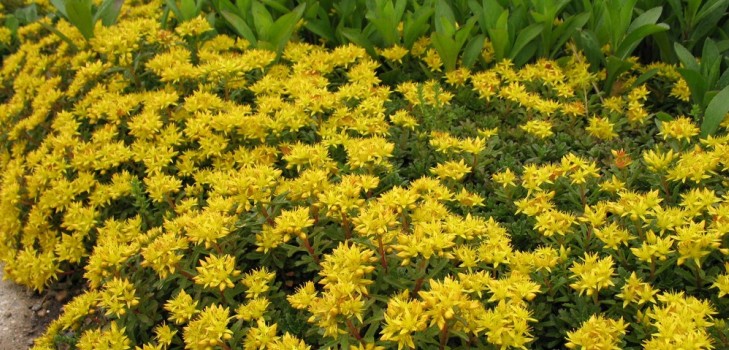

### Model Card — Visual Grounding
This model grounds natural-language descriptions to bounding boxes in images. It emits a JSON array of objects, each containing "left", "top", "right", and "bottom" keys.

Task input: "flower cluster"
[{"left": 2, "top": 2, "right": 728, "bottom": 349}]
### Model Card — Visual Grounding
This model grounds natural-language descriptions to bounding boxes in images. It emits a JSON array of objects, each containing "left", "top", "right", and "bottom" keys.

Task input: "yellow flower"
[
  {"left": 99, "top": 277, "right": 140, "bottom": 317},
  {"left": 243, "top": 318, "right": 279, "bottom": 350},
  {"left": 616, "top": 272, "right": 658, "bottom": 308},
  {"left": 242, "top": 267, "right": 276, "bottom": 299},
  {"left": 154, "top": 323, "right": 177, "bottom": 347},
  {"left": 643, "top": 292, "right": 716, "bottom": 350},
  {"left": 430, "top": 159, "right": 472, "bottom": 181},
  {"left": 236, "top": 297, "right": 270, "bottom": 321},
  {"left": 492, "top": 168, "right": 517, "bottom": 188},
  {"left": 445, "top": 67, "right": 471, "bottom": 86},
  {"left": 183, "top": 304, "right": 233, "bottom": 350},
  {"left": 194, "top": 254, "right": 241, "bottom": 291},
  {"left": 389, "top": 110, "right": 418, "bottom": 129},
  {"left": 569, "top": 253, "right": 615, "bottom": 296},
  {"left": 593, "top": 222, "right": 632, "bottom": 250},
  {"left": 165, "top": 289, "right": 199, "bottom": 325},
  {"left": 380, "top": 290, "right": 428, "bottom": 350},
  {"left": 642, "top": 148, "right": 676, "bottom": 172},
  {"left": 565, "top": 314, "right": 628, "bottom": 350},
  {"left": 379, "top": 45, "right": 409, "bottom": 63},
  {"left": 422, "top": 48, "right": 442, "bottom": 72},
  {"left": 675, "top": 221, "right": 722, "bottom": 267},
  {"left": 586, "top": 116, "right": 618, "bottom": 140},
  {"left": 712, "top": 263, "right": 729, "bottom": 297},
  {"left": 76, "top": 322, "right": 131, "bottom": 350},
  {"left": 659, "top": 116, "right": 699, "bottom": 141},
  {"left": 521, "top": 120, "right": 554, "bottom": 139},
  {"left": 534, "top": 209, "right": 576, "bottom": 237},
  {"left": 670, "top": 78, "right": 691, "bottom": 102}
]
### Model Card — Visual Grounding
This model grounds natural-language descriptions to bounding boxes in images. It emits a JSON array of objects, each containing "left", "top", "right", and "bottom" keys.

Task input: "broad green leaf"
[
  {"left": 627, "top": 6, "right": 662, "bottom": 33},
  {"left": 212, "top": 0, "right": 239, "bottom": 15},
  {"left": 615, "top": 23, "right": 668, "bottom": 60},
  {"left": 702, "top": 87, "right": 729, "bottom": 136},
  {"left": 340, "top": 27, "right": 376, "bottom": 56},
  {"left": 604, "top": 56, "right": 633, "bottom": 95},
  {"left": 66, "top": 0, "right": 95, "bottom": 39},
  {"left": 631, "top": 68, "right": 659, "bottom": 89},
  {"left": 251, "top": 0, "right": 274, "bottom": 38},
  {"left": 267, "top": 3, "right": 306, "bottom": 54},
  {"left": 4, "top": 15, "right": 19, "bottom": 35},
  {"left": 403, "top": 6, "right": 433, "bottom": 48},
  {"left": 367, "top": 0, "right": 399, "bottom": 46},
  {"left": 701, "top": 39, "right": 721, "bottom": 88},
  {"left": 717, "top": 68, "right": 729, "bottom": 90},
  {"left": 461, "top": 34, "right": 485, "bottom": 68},
  {"left": 220, "top": 10, "right": 258, "bottom": 45},
  {"left": 434, "top": 0, "right": 456, "bottom": 35},
  {"left": 508, "top": 23, "right": 542, "bottom": 60},
  {"left": 431, "top": 31, "right": 457, "bottom": 71},
  {"left": 94, "top": 0, "right": 124, "bottom": 26},
  {"left": 678, "top": 67, "right": 708, "bottom": 107},
  {"left": 675, "top": 42, "right": 700, "bottom": 72},
  {"left": 655, "top": 111, "right": 674, "bottom": 122},
  {"left": 454, "top": 16, "right": 477, "bottom": 50},
  {"left": 180, "top": 0, "right": 198, "bottom": 20},
  {"left": 489, "top": 10, "right": 509, "bottom": 61},
  {"left": 550, "top": 12, "right": 589, "bottom": 58},
  {"left": 259, "top": 0, "right": 290, "bottom": 14},
  {"left": 50, "top": 0, "right": 68, "bottom": 17},
  {"left": 164, "top": 0, "right": 184, "bottom": 22},
  {"left": 695, "top": 0, "right": 729, "bottom": 23},
  {"left": 575, "top": 30, "right": 603, "bottom": 68}
]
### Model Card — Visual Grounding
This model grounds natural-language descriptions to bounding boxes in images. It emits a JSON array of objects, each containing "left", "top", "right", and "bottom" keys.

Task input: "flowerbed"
[{"left": 1, "top": 1, "right": 729, "bottom": 349}]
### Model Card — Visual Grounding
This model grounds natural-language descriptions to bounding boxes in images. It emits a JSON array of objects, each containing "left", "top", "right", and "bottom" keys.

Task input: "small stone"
[
  {"left": 3, "top": 312, "right": 11, "bottom": 318},
  {"left": 36, "top": 310, "right": 46, "bottom": 317},
  {"left": 30, "top": 302, "right": 42, "bottom": 312},
  {"left": 54, "top": 290, "right": 68, "bottom": 302}
]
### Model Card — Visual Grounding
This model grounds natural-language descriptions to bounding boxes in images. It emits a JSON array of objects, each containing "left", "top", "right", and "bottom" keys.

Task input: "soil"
[{"left": 0, "top": 266, "right": 69, "bottom": 350}]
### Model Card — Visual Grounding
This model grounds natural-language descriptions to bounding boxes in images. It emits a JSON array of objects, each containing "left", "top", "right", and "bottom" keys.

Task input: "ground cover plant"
[{"left": 2, "top": 0, "right": 729, "bottom": 349}]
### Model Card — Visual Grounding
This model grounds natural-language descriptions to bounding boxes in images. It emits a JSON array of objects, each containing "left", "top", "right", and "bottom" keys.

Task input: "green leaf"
[
  {"left": 615, "top": 23, "right": 669, "bottom": 60},
  {"left": 164, "top": 0, "right": 184, "bottom": 22},
  {"left": 603, "top": 55, "right": 633, "bottom": 94},
  {"left": 66, "top": 0, "right": 95, "bottom": 39},
  {"left": 631, "top": 68, "right": 659, "bottom": 89},
  {"left": 677, "top": 67, "right": 708, "bottom": 107},
  {"left": 627, "top": 6, "right": 662, "bottom": 33},
  {"left": 550, "top": 12, "right": 589, "bottom": 58},
  {"left": 180, "top": 0, "right": 199, "bottom": 20},
  {"left": 50, "top": 0, "right": 68, "bottom": 17},
  {"left": 251, "top": 0, "right": 274, "bottom": 38},
  {"left": 655, "top": 111, "right": 674, "bottom": 122},
  {"left": 508, "top": 23, "right": 542, "bottom": 60},
  {"left": 431, "top": 31, "right": 457, "bottom": 71},
  {"left": 259, "top": 0, "right": 290, "bottom": 14},
  {"left": 675, "top": 42, "right": 700, "bottom": 72},
  {"left": 461, "top": 34, "right": 485, "bottom": 68},
  {"left": 221, "top": 10, "right": 258, "bottom": 45},
  {"left": 490, "top": 10, "right": 510, "bottom": 61},
  {"left": 434, "top": 0, "right": 456, "bottom": 35},
  {"left": 700, "top": 84, "right": 729, "bottom": 136},
  {"left": 341, "top": 27, "right": 376, "bottom": 56},
  {"left": 403, "top": 6, "right": 433, "bottom": 48},
  {"left": 94, "top": 0, "right": 124, "bottom": 26},
  {"left": 267, "top": 3, "right": 306, "bottom": 54}
]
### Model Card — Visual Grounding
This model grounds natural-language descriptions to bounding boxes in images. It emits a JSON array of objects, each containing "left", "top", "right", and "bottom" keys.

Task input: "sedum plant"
[{"left": 1, "top": 1, "right": 729, "bottom": 350}]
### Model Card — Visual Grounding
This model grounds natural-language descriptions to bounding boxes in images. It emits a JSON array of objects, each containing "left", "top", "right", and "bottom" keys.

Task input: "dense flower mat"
[{"left": 1, "top": 1, "right": 729, "bottom": 349}]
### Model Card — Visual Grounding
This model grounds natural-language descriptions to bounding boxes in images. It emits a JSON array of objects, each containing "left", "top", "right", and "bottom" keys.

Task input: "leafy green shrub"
[{"left": 2, "top": 1, "right": 729, "bottom": 350}]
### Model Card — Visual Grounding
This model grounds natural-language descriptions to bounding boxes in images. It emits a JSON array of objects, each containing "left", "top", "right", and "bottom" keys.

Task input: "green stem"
[{"left": 439, "top": 321, "right": 449, "bottom": 350}]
